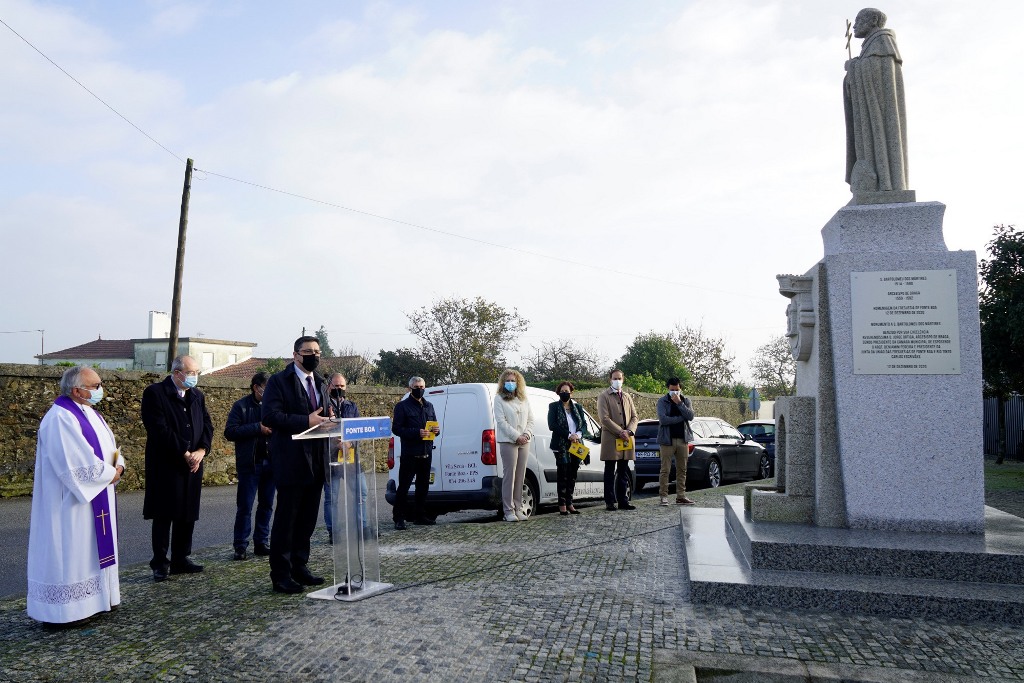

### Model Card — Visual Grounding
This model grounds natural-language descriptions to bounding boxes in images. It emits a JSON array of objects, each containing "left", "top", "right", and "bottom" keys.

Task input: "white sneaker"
[
  {"left": 504, "top": 512, "right": 520, "bottom": 522},
  {"left": 517, "top": 511, "right": 529, "bottom": 521},
  {"left": 660, "top": 496, "right": 670, "bottom": 506}
]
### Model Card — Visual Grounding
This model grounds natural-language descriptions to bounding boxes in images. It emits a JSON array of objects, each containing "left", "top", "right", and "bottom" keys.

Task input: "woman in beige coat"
[
  {"left": 493, "top": 369, "right": 534, "bottom": 522},
  {"left": 596, "top": 368, "right": 638, "bottom": 511}
]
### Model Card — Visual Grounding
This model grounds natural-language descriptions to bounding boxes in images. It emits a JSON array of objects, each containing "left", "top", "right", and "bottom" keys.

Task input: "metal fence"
[{"left": 984, "top": 396, "right": 1024, "bottom": 460}]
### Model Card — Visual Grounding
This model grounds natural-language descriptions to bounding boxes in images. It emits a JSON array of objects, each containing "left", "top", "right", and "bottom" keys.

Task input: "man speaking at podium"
[{"left": 262, "top": 336, "right": 331, "bottom": 594}]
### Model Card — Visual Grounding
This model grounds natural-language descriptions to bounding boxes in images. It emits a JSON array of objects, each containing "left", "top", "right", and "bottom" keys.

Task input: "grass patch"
[{"left": 985, "top": 459, "right": 1024, "bottom": 491}]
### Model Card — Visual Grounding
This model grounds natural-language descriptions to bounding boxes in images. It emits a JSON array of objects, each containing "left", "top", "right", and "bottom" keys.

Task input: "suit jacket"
[
  {"left": 262, "top": 362, "right": 327, "bottom": 487},
  {"left": 141, "top": 376, "right": 213, "bottom": 520},
  {"left": 596, "top": 388, "right": 638, "bottom": 462}
]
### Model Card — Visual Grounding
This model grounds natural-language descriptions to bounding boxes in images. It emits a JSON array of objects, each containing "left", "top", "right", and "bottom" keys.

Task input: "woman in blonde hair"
[{"left": 493, "top": 369, "right": 534, "bottom": 522}]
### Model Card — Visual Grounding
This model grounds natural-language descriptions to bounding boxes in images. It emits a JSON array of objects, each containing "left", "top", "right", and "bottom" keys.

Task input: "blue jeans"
[
  {"left": 323, "top": 466, "right": 369, "bottom": 534},
  {"left": 234, "top": 459, "right": 276, "bottom": 552}
]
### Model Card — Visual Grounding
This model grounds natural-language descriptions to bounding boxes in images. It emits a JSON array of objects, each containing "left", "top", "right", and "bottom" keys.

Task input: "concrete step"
[
  {"left": 725, "top": 495, "right": 1024, "bottom": 584},
  {"left": 681, "top": 503, "right": 1024, "bottom": 624}
]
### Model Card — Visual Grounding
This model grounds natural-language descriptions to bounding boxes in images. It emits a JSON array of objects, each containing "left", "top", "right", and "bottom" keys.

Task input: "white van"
[{"left": 384, "top": 383, "right": 634, "bottom": 518}]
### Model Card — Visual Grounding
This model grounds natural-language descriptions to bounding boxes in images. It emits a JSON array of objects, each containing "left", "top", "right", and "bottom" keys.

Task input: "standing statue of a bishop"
[{"left": 844, "top": 8, "right": 914, "bottom": 204}]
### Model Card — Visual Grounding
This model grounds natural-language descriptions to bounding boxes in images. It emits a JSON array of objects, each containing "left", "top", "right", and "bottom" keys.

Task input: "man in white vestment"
[{"left": 27, "top": 366, "right": 125, "bottom": 625}]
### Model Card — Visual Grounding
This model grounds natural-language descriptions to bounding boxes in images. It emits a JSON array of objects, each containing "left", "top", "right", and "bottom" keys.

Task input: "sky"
[{"left": 1, "top": 0, "right": 1022, "bottom": 382}]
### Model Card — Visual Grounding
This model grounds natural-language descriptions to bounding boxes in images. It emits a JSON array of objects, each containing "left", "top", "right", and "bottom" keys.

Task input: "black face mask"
[
  {"left": 299, "top": 354, "right": 320, "bottom": 372},
  {"left": 410, "top": 387, "right": 425, "bottom": 399},
  {"left": 559, "top": 392, "right": 571, "bottom": 403},
  {"left": 330, "top": 387, "right": 346, "bottom": 400}
]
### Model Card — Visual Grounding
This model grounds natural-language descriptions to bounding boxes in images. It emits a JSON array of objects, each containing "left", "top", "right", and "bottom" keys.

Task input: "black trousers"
[
  {"left": 269, "top": 479, "right": 323, "bottom": 584},
  {"left": 555, "top": 456, "right": 582, "bottom": 507},
  {"left": 150, "top": 518, "right": 196, "bottom": 570},
  {"left": 394, "top": 454, "right": 432, "bottom": 522},
  {"left": 603, "top": 460, "right": 631, "bottom": 506}
]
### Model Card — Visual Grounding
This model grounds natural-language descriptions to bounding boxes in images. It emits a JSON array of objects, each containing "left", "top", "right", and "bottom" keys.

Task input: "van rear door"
[
  {"left": 432, "top": 386, "right": 490, "bottom": 492},
  {"left": 421, "top": 389, "right": 449, "bottom": 491}
]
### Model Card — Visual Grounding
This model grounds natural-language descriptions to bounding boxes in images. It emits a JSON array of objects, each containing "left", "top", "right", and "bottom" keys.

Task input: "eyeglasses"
[
  {"left": 175, "top": 369, "right": 200, "bottom": 377},
  {"left": 79, "top": 383, "right": 102, "bottom": 390},
  {"left": 297, "top": 351, "right": 321, "bottom": 357}
]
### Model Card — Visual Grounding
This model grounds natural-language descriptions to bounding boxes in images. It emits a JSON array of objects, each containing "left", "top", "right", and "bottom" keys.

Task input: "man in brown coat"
[{"left": 596, "top": 368, "right": 638, "bottom": 511}]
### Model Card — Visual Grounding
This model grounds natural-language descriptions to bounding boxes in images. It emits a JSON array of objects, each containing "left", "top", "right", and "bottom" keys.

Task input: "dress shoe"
[
  {"left": 254, "top": 543, "right": 271, "bottom": 556},
  {"left": 606, "top": 504, "right": 617, "bottom": 511},
  {"left": 677, "top": 497, "right": 696, "bottom": 506},
  {"left": 568, "top": 507, "right": 581, "bottom": 515},
  {"left": 394, "top": 520, "right": 407, "bottom": 530},
  {"left": 559, "top": 507, "right": 569, "bottom": 516},
  {"left": 232, "top": 550, "right": 247, "bottom": 561},
  {"left": 619, "top": 503, "right": 637, "bottom": 511},
  {"left": 169, "top": 559, "right": 204, "bottom": 574},
  {"left": 292, "top": 567, "right": 325, "bottom": 586},
  {"left": 272, "top": 578, "right": 304, "bottom": 594},
  {"left": 152, "top": 567, "right": 169, "bottom": 582},
  {"left": 414, "top": 517, "right": 436, "bottom": 526}
]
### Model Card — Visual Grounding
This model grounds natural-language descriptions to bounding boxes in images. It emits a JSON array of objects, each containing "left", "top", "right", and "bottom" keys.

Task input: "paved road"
[
  {"left": 2, "top": 487, "right": 1021, "bottom": 682},
  {"left": 2, "top": 478, "right": 395, "bottom": 599}
]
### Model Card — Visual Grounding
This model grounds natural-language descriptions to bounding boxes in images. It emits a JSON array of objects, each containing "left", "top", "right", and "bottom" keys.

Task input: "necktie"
[{"left": 306, "top": 376, "right": 318, "bottom": 412}]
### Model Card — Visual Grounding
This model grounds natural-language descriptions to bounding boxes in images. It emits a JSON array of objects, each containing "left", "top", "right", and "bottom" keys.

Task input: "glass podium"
[{"left": 292, "top": 416, "right": 393, "bottom": 601}]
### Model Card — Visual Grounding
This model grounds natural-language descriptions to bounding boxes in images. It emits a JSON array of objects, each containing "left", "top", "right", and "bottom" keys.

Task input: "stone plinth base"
[{"left": 680, "top": 497, "right": 1024, "bottom": 624}]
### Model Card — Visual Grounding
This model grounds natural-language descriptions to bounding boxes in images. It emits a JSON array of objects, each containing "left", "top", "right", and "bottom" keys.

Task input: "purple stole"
[{"left": 54, "top": 396, "right": 117, "bottom": 569}]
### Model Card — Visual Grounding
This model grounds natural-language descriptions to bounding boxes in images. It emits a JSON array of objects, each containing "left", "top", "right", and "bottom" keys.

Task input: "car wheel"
[
  {"left": 705, "top": 457, "right": 721, "bottom": 488},
  {"left": 758, "top": 454, "right": 771, "bottom": 480},
  {"left": 521, "top": 473, "right": 540, "bottom": 517}
]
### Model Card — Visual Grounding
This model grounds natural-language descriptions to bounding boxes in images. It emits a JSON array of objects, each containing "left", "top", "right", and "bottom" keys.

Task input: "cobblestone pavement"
[{"left": 3, "top": 496, "right": 1024, "bottom": 682}]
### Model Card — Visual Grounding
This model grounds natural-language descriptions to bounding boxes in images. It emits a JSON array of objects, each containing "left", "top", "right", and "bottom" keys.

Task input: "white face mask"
[{"left": 610, "top": 379, "right": 623, "bottom": 391}]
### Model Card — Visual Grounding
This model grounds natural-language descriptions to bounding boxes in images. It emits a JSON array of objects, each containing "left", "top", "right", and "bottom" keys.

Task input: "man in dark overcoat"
[
  {"left": 262, "top": 336, "right": 331, "bottom": 594},
  {"left": 141, "top": 354, "right": 213, "bottom": 582}
]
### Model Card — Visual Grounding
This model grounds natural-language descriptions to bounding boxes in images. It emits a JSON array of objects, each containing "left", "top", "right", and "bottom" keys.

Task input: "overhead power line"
[
  {"left": 0, "top": 17, "right": 185, "bottom": 165},
  {"left": 3, "top": 16, "right": 776, "bottom": 302}
]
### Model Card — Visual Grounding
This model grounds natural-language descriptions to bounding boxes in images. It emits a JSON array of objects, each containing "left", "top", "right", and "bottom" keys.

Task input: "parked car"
[
  {"left": 385, "top": 383, "right": 634, "bottom": 518},
  {"left": 737, "top": 419, "right": 776, "bottom": 476},
  {"left": 633, "top": 417, "right": 770, "bottom": 490}
]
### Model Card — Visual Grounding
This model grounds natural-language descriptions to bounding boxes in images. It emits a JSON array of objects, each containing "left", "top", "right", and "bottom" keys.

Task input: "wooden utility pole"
[{"left": 167, "top": 158, "right": 193, "bottom": 371}]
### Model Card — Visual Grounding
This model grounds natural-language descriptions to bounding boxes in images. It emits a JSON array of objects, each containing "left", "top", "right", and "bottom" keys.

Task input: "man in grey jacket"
[{"left": 656, "top": 377, "right": 695, "bottom": 506}]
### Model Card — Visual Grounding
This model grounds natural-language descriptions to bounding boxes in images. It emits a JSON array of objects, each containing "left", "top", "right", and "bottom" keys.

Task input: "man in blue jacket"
[
  {"left": 391, "top": 376, "right": 440, "bottom": 530},
  {"left": 225, "top": 372, "right": 274, "bottom": 561},
  {"left": 657, "top": 377, "right": 695, "bottom": 506}
]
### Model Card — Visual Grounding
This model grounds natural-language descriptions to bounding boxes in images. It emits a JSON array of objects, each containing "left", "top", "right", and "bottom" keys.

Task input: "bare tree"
[
  {"left": 324, "top": 344, "right": 375, "bottom": 384},
  {"left": 522, "top": 339, "right": 605, "bottom": 383},
  {"left": 749, "top": 335, "right": 796, "bottom": 399},
  {"left": 407, "top": 296, "right": 529, "bottom": 384},
  {"left": 670, "top": 323, "right": 736, "bottom": 394}
]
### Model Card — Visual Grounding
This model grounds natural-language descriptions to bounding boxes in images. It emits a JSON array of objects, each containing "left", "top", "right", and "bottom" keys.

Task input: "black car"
[
  {"left": 737, "top": 419, "right": 776, "bottom": 477},
  {"left": 633, "top": 417, "right": 770, "bottom": 490}
]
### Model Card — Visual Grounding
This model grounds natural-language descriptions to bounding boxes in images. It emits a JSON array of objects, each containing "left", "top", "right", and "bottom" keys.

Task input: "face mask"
[
  {"left": 85, "top": 386, "right": 104, "bottom": 405},
  {"left": 183, "top": 374, "right": 199, "bottom": 389},
  {"left": 410, "top": 387, "right": 425, "bottom": 399},
  {"left": 299, "top": 354, "right": 320, "bottom": 372},
  {"left": 559, "top": 391, "right": 571, "bottom": 403},
  {"left": 330, "top": 387, "right": 346, "bottom": 400},
  {"left": 504, "top": 381, "right": 517, "bottom": 393},
  {"left": 610, "top": 379, "right": 623, "bottom": 391}
]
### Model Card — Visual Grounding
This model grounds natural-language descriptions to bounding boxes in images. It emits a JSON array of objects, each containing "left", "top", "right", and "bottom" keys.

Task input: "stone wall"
[
  {"left": 0, "top": 364, "right": 406, "bottom": 498},
  {"left": 0, "top": 365, "right": 751, "bottom": 498}
]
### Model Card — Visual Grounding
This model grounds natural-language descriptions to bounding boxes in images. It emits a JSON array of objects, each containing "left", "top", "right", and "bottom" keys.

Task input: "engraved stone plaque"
[{"left": 850, "top": 270, "right": 960, "bottom": 374}]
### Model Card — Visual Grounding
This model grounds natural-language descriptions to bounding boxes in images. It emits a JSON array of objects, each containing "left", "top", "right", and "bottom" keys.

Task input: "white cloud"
[{"left": 0, "top": 0, "right": 1021, "bottom": 382}]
